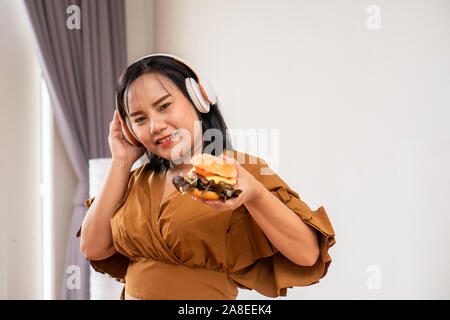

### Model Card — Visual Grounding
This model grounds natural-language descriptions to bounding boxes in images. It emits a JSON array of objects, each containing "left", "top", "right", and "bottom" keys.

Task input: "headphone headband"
[{"left": 132, "top": 53, "right": 217, "bottom": 106}]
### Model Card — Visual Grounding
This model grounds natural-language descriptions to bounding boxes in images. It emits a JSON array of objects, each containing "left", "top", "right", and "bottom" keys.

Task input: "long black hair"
[{"left": 115, "top": 55, "right": 233, "bottom": 172}]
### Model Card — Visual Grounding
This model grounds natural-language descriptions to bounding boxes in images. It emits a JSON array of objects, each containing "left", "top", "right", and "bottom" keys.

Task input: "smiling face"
[{"left": 125, "top": 72, "right": 203, "bottom": 163}]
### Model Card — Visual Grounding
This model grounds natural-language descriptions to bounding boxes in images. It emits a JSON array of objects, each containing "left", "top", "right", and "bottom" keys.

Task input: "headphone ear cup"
[
  {"left": 118, "top": 112, "right": 143, "bottom": 147},
  {"left": 198, "top": 79, "right": 217, "bottom": 105},
  {"left": 185, "top": 77, "right": 210, "bottom": 113}
]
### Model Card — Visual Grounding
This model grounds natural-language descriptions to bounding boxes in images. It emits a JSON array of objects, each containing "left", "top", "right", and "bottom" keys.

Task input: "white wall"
[
  {"left": 126, "top": 0, "right": 155, "bottom": 64},
  {"left": 0, "top": 0, "right": 42, "bottom": 299},
  {"left": 154, "top": 0, "right": 450, "bottom": 299}
]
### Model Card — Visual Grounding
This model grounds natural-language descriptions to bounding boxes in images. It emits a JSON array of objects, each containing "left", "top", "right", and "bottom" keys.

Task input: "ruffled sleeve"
[
  {"left": 75, "top": 166, "right": 141, "bottom": 283},
  {"left": 226, "top": 159, "right": 336, "bottom": 298}
]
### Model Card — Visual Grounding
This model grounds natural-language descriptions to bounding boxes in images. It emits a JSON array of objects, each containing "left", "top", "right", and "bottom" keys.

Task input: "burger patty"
[
  {"left": 172, "top": 172, "right": 242, "bottom": 201},
  {"left": 196, "top": 173, "right": 234, "bottom": 190}
]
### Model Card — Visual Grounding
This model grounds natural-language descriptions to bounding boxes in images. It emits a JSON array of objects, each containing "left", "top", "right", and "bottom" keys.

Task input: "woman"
[{"left": 77, "top": 54, "right": 336, "bottom": 300}]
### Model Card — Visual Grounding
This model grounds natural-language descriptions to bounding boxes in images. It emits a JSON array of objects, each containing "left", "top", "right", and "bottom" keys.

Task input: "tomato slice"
[{"left": 193, "top": 167, "right": 215, "bottom": 177}]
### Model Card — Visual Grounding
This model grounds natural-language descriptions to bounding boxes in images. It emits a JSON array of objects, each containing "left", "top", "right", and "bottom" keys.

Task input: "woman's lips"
[
  {"left": 159, "top": 138, "right": 173, "bottom": 147},
  {"left": 157, "top": 131, "right": 178, "bottom": 147},
  {"left": 156, "top": 134, "right": 172, "bottom": 144}
]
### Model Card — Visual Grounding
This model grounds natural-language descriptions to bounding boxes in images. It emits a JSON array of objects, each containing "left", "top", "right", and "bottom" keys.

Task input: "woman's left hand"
[{"left": 191, "top": 154, "right": 264, "bottom": 212}]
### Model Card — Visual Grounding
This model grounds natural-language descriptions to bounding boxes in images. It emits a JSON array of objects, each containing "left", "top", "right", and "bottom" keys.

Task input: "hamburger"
[{"left": 172, "top": 153, "right": 243, "bottom": 201}]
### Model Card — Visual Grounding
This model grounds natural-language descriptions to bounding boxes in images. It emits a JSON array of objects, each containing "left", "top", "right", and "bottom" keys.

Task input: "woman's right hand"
[{"left": 109, "top": 109, "right": 146, "bottom": 166}]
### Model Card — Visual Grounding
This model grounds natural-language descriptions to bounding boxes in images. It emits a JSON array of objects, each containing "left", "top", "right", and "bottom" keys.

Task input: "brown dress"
[{"left": 76, "top": 150, "right": 336, "bottom": 300}]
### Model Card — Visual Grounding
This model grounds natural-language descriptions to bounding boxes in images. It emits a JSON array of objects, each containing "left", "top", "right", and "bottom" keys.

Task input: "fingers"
[
  {"left": 190, "top": 195, "right": 240, "bottom": 212},
  {"left": 221, "top": 153, "right": 238, "bottom": 165},
  {"left": 110, "top": 110, "right": 120, "bottom": 130}
]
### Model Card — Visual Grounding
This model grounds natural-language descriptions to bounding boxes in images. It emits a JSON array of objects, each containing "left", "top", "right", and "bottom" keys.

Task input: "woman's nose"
[{"left": 149, "top": 117, "right": 167, "bottom": 135}]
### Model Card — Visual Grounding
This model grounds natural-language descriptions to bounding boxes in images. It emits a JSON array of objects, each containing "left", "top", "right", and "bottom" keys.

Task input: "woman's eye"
[
  {"left": 160, "top": 103, "right": 171, "bottom": 111},
  {"left": 134, "top": 117, "right": 145, "bottom": 123}
]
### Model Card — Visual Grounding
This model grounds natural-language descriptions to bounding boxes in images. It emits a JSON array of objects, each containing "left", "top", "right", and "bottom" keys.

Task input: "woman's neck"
[{"left": 168, "top": 161, "right": 191, "bottom": 173}]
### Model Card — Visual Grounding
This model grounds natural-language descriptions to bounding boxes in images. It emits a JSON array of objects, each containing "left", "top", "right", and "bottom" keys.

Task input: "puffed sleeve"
[
  {"left": 226, "top": 159, "right": 336, "bottom": 298},
  {"left": 75, "top": 166, "right": 140, "bottom": 283}
]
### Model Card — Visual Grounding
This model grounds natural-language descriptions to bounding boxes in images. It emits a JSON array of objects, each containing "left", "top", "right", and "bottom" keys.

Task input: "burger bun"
[
  {"left": 191, "top": 153, "right": 237, "bottom": 178},
  {"left": 188, "top": 188, "right": 221, "bottom": 200}
]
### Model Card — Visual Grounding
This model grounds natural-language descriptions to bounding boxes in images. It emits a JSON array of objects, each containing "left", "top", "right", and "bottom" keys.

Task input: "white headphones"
[
  {"left": 133, "top": 53, "right": 217, "bottom": 113},
  {"left": 117, "top": 53, "right": 218, "bottom": 147}
]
